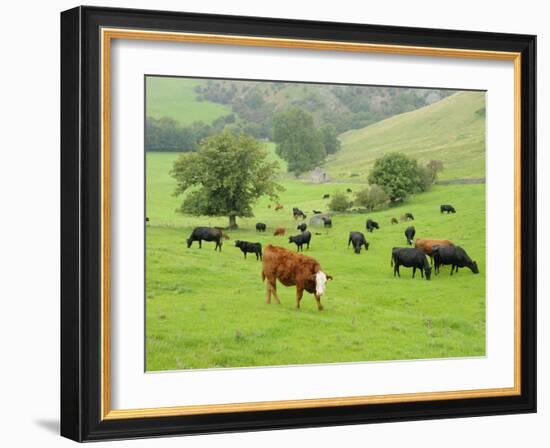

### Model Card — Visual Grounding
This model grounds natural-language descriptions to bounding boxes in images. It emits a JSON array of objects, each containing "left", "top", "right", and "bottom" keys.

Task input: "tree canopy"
[
  {"left": 272, "top": 108, "right": 326, "bottom": 176},
  {"left": 368, "top": 153, "right": 431, "bottom": 203},
  {"left": 170, "top": 130, "right": 283, "bottom": 228}
]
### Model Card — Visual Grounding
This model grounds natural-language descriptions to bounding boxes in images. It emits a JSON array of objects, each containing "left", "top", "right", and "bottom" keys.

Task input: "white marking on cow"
[{"left": 315, "top": 271, "right": 328, "bottom": 296}]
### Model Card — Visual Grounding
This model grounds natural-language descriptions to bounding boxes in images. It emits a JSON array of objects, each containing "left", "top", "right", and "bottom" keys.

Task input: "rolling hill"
[
  {"left": 326, "top": 91, "right": 486, "bottom": 181},
  {"left": 146, "top": 77, "right": 230, "bottom": 125}
]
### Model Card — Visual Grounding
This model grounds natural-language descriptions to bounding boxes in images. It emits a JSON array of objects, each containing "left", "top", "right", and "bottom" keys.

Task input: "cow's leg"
[
  {"left": 295, "top": 287, "right": 304, "bottom": 309},
  {"left": 265, "top": 281, "right": 272, "bottom": 304},
  {"left": 199, "top": 240, "right": 202, "bottom": 249},
  {"left": 244, "top": 252, "right": 247, "bottom": 259},
  {"left": 270, "top": 281, "right": 281, "bottom": 304},
  {"left": 450, "top": 265, "right": 454, "bottom": 276},
  {"left": 420, "top": 267, "right": 424, "bottom": 278},
  {"left": 315, "top": 294, "right": 324, "bottom": 311}
]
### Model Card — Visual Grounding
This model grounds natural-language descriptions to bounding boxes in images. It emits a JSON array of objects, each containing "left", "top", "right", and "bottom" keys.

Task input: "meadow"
[
  {"left": 330, "top": 91, "right": 486, "bottom": 180},
  {"left": 145, "top": 77, "right": 230, "bottom": 125},
  {"left": 145, "top": 152, "right": 486, "bottom": 371}
]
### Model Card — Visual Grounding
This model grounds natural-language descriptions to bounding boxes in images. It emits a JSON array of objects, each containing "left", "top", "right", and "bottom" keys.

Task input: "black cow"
[
  {"left": 293, "top": 207, "right": 307, "bottom": 220},
  {"left": 288, "top": 231, "right": 312, "bottom": 252},
  {"left": 391, "top": 247, "right": 431, "bottom": 280},
  {"left": 323, "top": 194, "right": 330, "bottom": 199},
  {"left": 256, "top": 222, "right": 267, "bottom": 232},
  {"left": 346, "top": 188, "right": 353, "bottom": 193},
  {"left": 322, "top": 217, "right": 332, "bottom": 228},
  {"left": 404, "top": 226, "right": 416, "bottom": 245},
  {"left": 297, "top": 223, "right": 307, "bottom": 232},
  {"left": 404, "top": 212, "right": 414, "bottom": 221},
  {"left": 366, "top": 219, "right": 379, "bottom": 233},
  {"left": 433, "top": 245, "right": 479, "bottom": 275},
  {"left": 313, "top": 210, "right": 322, "bottom": 214},
  {"left": 348, "top": 231, "right": 369, "bottom": 254},
  {"left": 440, "top": 204, "right": 457, "bottom": 214},
  {"left": 187, "top": 227, "right": 223, "bottom": 251},
  {"left": 234, "top": 240, "right": 262, "bottom": 260}
]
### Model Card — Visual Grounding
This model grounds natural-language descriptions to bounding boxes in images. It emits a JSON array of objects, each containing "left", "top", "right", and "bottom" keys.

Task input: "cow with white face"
[{"left": 261, "top": 245, "right": 333, "bottom": 311}]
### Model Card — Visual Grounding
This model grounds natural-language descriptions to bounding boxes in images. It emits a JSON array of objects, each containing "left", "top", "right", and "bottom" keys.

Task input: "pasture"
[{"left": 145, "top": 152, "right": 486, "bottom": 371}]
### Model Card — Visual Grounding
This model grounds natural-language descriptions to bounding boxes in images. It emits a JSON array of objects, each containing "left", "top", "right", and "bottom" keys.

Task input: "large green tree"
[
  {"left": 272, "top": 108, "right": 326, "bottom": 176},
  {"left": 170, "top": 130, "right": 283, "bottom": 228},
  {"left": 368, "top": 153, "right": 430, "bottom": 203},
  {"left": 319, "top": 124, "right": 341, "bottom": 155}
]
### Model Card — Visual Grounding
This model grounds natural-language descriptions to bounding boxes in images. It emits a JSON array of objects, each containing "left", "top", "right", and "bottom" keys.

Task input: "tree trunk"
[{"left": 228, "top": 214, "right": 238, "bottom": 229}]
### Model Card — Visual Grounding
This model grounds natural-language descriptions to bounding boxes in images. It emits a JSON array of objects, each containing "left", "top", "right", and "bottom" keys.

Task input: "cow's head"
[
  {"left": 469, "top": 260, "right": 480, "bottom": 274},
  {"left": 186, "top": 238, "right": 193, "bottom": 248},
  {"left": 425, "top": 264, "right": 432, "bottom": 280},
  {"left": 313, "top": 271, "right": 332, "bottom": 296}
]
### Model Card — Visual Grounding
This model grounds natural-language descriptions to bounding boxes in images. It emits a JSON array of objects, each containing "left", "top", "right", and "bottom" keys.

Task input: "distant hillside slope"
[
  {"left": 326, "top": 91, "right": 486, "bottom": 181},
  {"left": 146, "top": 77, "right": 230, "bottom": 125}
]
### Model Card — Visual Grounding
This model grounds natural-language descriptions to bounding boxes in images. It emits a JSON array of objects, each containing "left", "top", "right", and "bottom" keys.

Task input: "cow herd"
[{"left": 184, "top": 203, "right": 480, "bottom": 310}]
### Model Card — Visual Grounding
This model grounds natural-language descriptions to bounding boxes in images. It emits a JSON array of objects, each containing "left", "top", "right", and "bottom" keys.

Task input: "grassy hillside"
[
  {"left": 327, "top": 91, "right": 486, "bottom": 181},
  {"left": 146, "top": 77, "right": 230, "bottom": 125},
  {"left": 145, "top": 152, "right": 485, "bottom": 371}
]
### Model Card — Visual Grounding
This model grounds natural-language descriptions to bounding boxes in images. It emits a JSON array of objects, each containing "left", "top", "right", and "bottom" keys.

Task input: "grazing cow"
[
  {"left": 273, "top": 227, "right": 285, "bottom": 236},
  {"left": 145, "top": 217, "right": 150, "bottom": 223},
  {"left": 313, "top": 210, "right": 322, "bottom": 214},
  {"left": 400, "top": 213, "right": 414, "bottom": 221},
  {"left": 297, "top": 223, "right": 307, "bottom": 232},
  {"left": 256, "top": 222, "right": 267, "bottom": 232},
  {"left": 322, "top": 217, "right": 332, "bottom": 228},
  {"left": 289, "top": 230, "right": 312, "bottom": 251},
  {"left": 275, "top": 204, "right": 284, "bottom": 211},
  {"left": 404, "top": 226, "right": 416, "bottom": 245},
  {"left": 261, "top": 245, "right": 332, "bottom": 310},
  {"left": 440, "top": 204, "right": 457, "bottom": 214},
  {"left": 323, "top": 194, "right": 330, "bottom": 199},
  {"left": 267, "top": 204, "right": 272, "bottom": 209},
  {"left": 390, "top": 217, "right": 398, "bottom": 225},
  {"left": 391, "top": 247, "right": 432, "bottom": 280},
  {"left": 234, "top": 240, "right": 262, "bottom": 260},
  {"left": 348, "top": 231, "right": 369, "bottom": 254},
  {"left": 366, "top": 219, "right": 379, "bottom": 233},
  {"left": 415, "top": 238, "right": 454, "bottom": 264},
  {"left": 293, "top": 207, "right": 307, "bottom": 220},
  {"left": 346, "top": 188, "right": 353, "bottom": 193},
  {"left": 433, "top": 245, "right": 479, "bottom": 275},
  {"left": 187, "top": 227, "right": 223, "bottom": 251}
]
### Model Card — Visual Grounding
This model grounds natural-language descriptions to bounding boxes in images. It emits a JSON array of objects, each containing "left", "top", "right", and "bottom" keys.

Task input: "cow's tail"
[
  {"left": 261, "top": 270, "right": 266, "bottom": 282},
  {"left": 390, "top": 254, "right": 394, "bottom": 267}
]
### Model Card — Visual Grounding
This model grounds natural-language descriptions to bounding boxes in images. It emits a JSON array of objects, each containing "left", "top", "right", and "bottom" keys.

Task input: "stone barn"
[{"left": 310, "top": 167, "right": 330, "bottom": 183}]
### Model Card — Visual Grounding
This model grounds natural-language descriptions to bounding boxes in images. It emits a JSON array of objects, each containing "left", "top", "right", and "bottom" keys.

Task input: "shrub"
[{"left": 328, "top": 192, "right": 352, "bottom": 212}]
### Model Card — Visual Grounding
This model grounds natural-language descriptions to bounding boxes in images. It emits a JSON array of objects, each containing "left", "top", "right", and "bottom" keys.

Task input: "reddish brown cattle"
[
  {"left": 415, "top": 238, "right": 454, "bottom": 264},
  {"left": 273, "top": 227, "right": 286, "bottom": 236},
  {"left": 261, "top": 245, "right": 332, "bottom": 310},
  {"left": 275, "top": 204, "right": 284, "bottom": 211}
]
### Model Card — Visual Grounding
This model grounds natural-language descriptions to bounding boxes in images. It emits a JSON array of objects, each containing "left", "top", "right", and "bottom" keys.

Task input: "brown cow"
[
  {"left": 261, "top": 245, "right": 332, "bottom": 310},
  {"left": 390, "top": 217, "right": 398, "bottom": 225},
  {"left": 275, "top": 204, "right": 284, "bottom": 211},
  {"left": 415, "top": 238, "right": 454, "bottom": 264},
  {"left": 273, "top": 227, "right": 285, "bottom": 236}
]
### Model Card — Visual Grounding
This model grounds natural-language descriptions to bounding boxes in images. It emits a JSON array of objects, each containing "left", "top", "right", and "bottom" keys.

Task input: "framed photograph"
[{"left": 60, "top": 6, "right": 536, "bottom": 442}]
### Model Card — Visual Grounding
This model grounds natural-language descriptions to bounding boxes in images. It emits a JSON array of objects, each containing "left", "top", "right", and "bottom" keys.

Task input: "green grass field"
[
  {"left": 328, "top": 91, "right": 486, "bottom": 181},
  {"left": 145, "top": 151, "right": 486, "bottom": 371},
  {"left": 146, "top": 77, "right": 230, "bottom": 125}
]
